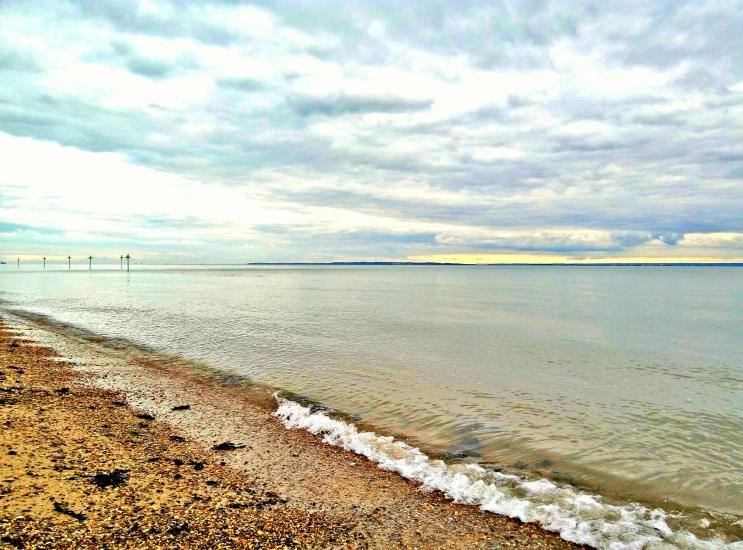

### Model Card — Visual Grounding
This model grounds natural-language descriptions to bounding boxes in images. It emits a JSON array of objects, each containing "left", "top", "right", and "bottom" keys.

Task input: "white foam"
[{"left": 274, "top": 397, "right": 738, "bottom": 550}]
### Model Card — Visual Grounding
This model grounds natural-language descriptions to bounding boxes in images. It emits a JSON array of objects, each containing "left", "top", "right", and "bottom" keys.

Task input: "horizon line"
[{"left": 4, "top": 261, "right": 742, "bottom": 267}]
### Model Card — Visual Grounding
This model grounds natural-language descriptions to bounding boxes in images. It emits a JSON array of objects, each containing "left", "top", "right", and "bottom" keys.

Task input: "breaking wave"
[{"left": 274, "top": 397, "right": 741, "bottom": 550}]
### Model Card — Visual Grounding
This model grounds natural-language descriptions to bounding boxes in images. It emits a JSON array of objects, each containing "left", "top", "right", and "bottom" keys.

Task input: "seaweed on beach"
[
  {"left": 91, "top": 469, "right": 129, "bottom": 488},
  {"left": 53, "top": 501, "right": 87, "bottom": 521},
  {"left": 212, "top": 441, "right": 246, "bottom": 451}
]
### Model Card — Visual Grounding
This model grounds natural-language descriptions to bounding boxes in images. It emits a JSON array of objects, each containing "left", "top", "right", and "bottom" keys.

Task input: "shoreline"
[{"left": 0, "top": 315, "right": 581, "bottom": 549}]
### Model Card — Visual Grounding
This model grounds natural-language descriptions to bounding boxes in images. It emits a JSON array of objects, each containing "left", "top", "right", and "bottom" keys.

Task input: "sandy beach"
[{"left": 0, "top": 314, "right": 585, "bottom": 549}]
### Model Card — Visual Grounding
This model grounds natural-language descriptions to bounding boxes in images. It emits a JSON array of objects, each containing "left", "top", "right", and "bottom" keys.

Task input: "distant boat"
[{"left": 0, "top": 261, "right": 6, "bottom": 264}]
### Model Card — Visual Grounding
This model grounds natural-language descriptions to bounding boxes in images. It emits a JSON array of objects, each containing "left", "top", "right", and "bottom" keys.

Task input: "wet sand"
[{"left": 0, "top": 315, "right": 584, "bottom": 549}]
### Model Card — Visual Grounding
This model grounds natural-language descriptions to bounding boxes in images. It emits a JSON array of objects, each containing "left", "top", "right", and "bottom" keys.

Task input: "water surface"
[{"left": 1, "top": 264, "right": 741, "bottom": 545}]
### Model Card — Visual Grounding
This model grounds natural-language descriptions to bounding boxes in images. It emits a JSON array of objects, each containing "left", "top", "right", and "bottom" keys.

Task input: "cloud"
[
  {"left": 0, "top": 0, "right": 741, "bottom": 262},
  {"left": 290, "top": 93, "right": 434, "bottom": 117},
  {"left": 217, "top": 77, "right": 267, "bottom": 93},
  {"left": 0, "top": 221, "right": 63, "bottom": 235}
]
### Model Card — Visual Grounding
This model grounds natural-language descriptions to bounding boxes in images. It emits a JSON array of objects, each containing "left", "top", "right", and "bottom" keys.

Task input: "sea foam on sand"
[{"left": 274, "top": 397, "right": 742, "bottom": 550}]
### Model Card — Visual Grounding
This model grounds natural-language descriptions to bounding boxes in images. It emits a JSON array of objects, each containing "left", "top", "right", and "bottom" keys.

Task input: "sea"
[{"left": 1, "top": 264, "right": 741, "bottom": 549}]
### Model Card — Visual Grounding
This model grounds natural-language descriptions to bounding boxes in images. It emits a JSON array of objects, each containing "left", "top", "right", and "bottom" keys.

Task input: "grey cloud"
[
  {"left": 81, "top": 39, "right": 199, "bottom": 80},
  {"left": 71, "top": 0, "right": 239, "bottom": 46},
  {"left": 603, "top": 1, "right": 743, "bottom": 85},
  {"left": 0, "top": 221, "right": 34, "bottom": 233},
  {"left": 217, "top": 77, "right": 267, "bottom": 93},
  {"left": 628, "top": 112, "right": 686, "bottom": 127},
  {"left": 290, "top": 94, "right": 434, "bottom": 117},
  {"left": 724, "top": 167, "right": 743, "bottom": 180},
  {"left": 705, "top": 93, "right": 743, "bottom": 109},
  {"left": 255, "top": 0, "right": 585, "bottom": 70},
  {"left": 0, "top": 48, "right": 44, "bottom": 73},
  {"left": 652, "top": 232, "right": 683, "bottom": 246},
  {"left": 251, "top": 224, "right": 295, "bottom": 235},
  {"left": 0, "top": 92, "right": 150, "bottom": 155},
  {"left": 0, "top": 221, "right": 64, "bottom": 236},
  {"left": 126, "top": 56, "right": 173, "bottom": 79},
  {"left": 313, "top": 231, "right": 436, "bottom": 246},
  {"left": 137, "top": 215, "right": 225, "bottom": 230},
  {"left": 507, "top": 95, "right": 536, "bottom": 109},
  {"left": 611, "top": 232, "right": 653, "bottom": 248},
  {"left": 434, "top": 230, "right": 695, "bottom": 254}
]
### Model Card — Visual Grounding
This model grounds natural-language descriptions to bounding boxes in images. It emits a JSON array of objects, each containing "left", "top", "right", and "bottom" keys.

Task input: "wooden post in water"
[
  {"left": 43, "top": 257, "right": 46, "bottom": 269},
  {"left": 17, "top": 258, "right": 19, "bottom": 268},
  {"left": 88, "top": 255, "right": 92, "bottom": 270},
  {"left": 68, "top": 255, "right": 71, "bottom": 269},
  {"left": 126, "top": 254, "right": 130, "bottom": 271},
  {"left": 120, "top": 255, "right": 123, "bottom": 269}
]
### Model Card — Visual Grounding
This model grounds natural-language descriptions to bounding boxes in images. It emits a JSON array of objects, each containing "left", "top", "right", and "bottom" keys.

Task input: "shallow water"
[{"left": 1, "top": 264, "right": 741, "bottom": 546}]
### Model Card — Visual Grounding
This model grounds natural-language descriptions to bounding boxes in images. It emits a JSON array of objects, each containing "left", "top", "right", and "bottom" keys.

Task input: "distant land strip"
[{"left": 242, "top": 262, "right": 743, "bottom": 267}]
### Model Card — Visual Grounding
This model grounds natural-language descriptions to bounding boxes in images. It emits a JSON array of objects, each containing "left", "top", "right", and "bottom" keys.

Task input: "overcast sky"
[{"left": 1, "top": 0, "right": 742, "bottom": 263}]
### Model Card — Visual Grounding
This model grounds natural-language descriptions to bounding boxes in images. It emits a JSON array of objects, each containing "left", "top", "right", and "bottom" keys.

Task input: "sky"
[{"left": 1, "top": 0, "right": 742, "bottom": 264}]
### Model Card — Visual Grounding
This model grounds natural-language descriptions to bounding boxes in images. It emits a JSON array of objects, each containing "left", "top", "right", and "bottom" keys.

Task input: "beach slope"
[{"left": 0, "top": 317, "right": 582, "bottom": 549}]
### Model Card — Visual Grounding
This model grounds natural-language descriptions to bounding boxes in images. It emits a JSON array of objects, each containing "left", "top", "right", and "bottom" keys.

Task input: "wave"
[{"left": 274, "top": 397, "right": 741, "bottom": 550}]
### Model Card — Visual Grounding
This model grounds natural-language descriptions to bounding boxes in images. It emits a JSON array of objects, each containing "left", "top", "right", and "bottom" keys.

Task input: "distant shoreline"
[{"left": 243, "top": 261, "right": 743, "bottom": 267}]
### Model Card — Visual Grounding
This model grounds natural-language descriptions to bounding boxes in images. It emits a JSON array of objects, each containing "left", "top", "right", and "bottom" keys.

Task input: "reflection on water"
[{"left": 1, "top": 265, "right": 742, "bottom": 529}]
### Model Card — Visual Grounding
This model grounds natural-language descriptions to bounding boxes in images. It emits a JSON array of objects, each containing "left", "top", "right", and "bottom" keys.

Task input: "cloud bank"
[{"left": 1, "top": 0, "right": 741, "bottom": 262}]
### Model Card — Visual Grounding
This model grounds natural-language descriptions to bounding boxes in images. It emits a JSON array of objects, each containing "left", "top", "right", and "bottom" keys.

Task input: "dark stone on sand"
[
  {"left": 206, "top": 480, "right": 218, "bottom": 486},
  {"left": 169, "top": 435, "right": 186, "bottom": 442},
  {"left": 146, "top": 457, "right": 159, "bottom": 462},
  {"left": 227, "top": 502, "right": 252, "bottom": 509},
  {"left": 92, "top": 469, "right": 128, "bottom": 488},
  {"left": 53, "top": 501, "right": 87, "bottom": 521},
  {"left": 191, "top": 461, "right": 204, "bottom": 470},
  {"left": 135, "top": 413, "right": 155, "bottom": 420},
  {"left": 9, "top": 342, "right": 19, "bottom": 348},
  {"left": 171, "top": 404, "right": 190, "bottom": 411},
  {"left": 174, "top": 459, "right": 184, "bottom": 466},
  {"left": 212, "top": 441, "right": 246, "bottom": 451},
  {"left": 8, "top": 450, "right": 16, "bottom": 455},
  {"left": 1, "top": 534, "right": 22, "bottom": 547},
  {"left": 112, "top": 401, "right": 126, "bottom": 407},
  {"left": 254, "top": 491, "right": 288, "bottom": 508},
  {"left": 54, "top": 388, "right": 70, "bottom": 394},
  {"left": 167, "top": 521, "right": 190, "bottom": 535}
]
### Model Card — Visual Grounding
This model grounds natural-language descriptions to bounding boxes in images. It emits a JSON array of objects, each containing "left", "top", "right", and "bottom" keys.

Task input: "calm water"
[{"left": 1, "top": 265, "right": 741, "bottom": 546}]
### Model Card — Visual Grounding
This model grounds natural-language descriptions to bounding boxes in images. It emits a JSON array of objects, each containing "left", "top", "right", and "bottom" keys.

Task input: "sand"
[{"left": 0, "top": 315, "right": 584, "bottom": 549}]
